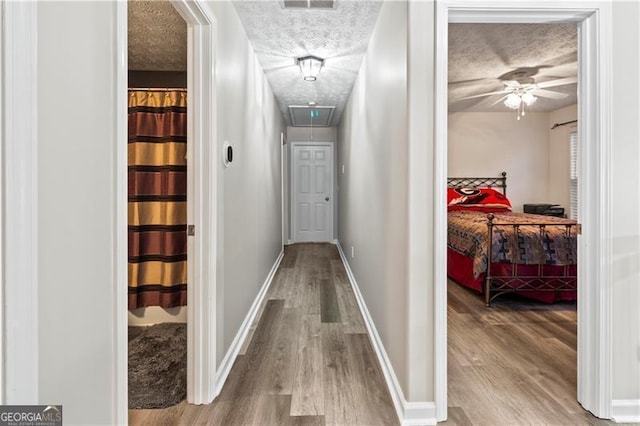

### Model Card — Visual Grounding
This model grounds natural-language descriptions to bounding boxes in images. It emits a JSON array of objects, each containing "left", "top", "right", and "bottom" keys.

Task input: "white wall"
[
  {"left": 448, "top": 112, "right": 550, "bottom": 212},
  {"left": 449, "top": 106, "right": 578, "bottom": 215},
  {"left": 286, "top": 126, "right": 336, "bottom": 143},
  {"left": 338, "top": 0, "right": 410, "bottom": 396},
  {"left": 610, "top": 0, "right": 640, "bottom": 406},
  {"left": 548, "top": 104, "right": 577, "bottom": 210},
  {"left": 208, "top": 2, "right": 285, "bottom": 359},
  {"left": 37, "top": 2, "right": 119, "bottom": 423},
  {"left": 30, "top": 2, "right": 284, "bottom": 424},
  {"left": 128, "top": 306, "right": 187, "bottom": 325}
]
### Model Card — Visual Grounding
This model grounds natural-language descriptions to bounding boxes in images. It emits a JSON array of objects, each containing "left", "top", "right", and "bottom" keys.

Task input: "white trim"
[
  {"left": 336, "top": 242, "right": 436, "bottom": 426},
  {"left": 290, "top": 142, "right": 335, "bottom": 243},
  {"left": 2, "top": 1, "right": 38, "bottom": 404},
  {"left": 407, "top": 1, "right": 435, "bottom": 412},
  {"left": 433, "top": 1, "right": 449, "bottom": 421},
  {"left": 114, "top": 1, "right": 128, "bottom": 423},
  {"left": 434, "top": 1, "right": 613, "bottom": 421},
  {"left": 170, "top": 0, "right": 218, "bottom": 405},
  {"left": 403, "top": 402, "right": 437, "bottom": 426},
  {"left": 0, "top": 3, "right": 4, "bottom": 403},
  {"left": 213, "top": 250, "right": 284, "bottom": 397},
  {"left": 577, "top": 4, "right": 613, "bottom": 417},
  {"left": 281, "top": 134, "right": 286, "bottom": 247},
  {"left": 611, "top": 400, "right": 640, "bottom": 423}
]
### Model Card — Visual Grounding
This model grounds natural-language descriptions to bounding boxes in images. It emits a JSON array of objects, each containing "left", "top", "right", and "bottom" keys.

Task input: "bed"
[{"left": 447, "top": 172, "right": 578, "bottom": 306}]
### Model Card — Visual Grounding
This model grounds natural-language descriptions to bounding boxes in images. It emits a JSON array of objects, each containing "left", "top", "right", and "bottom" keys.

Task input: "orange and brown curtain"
[{"left": 128, "top": 90, "right": 187, "bottom": 309}]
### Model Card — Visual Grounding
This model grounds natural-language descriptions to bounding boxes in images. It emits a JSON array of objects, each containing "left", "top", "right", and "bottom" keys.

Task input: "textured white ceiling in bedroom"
[
  {"left": 233, "top": 0, "right": 382, "bottom": 126},
  {"left": 449, "top": 23, "right": 578, "bottom": 113}
]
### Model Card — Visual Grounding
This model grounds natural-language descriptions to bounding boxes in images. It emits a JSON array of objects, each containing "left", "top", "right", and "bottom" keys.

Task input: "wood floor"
[
  {"left": 129, "top": 243, "right": 398, "bottom": 426},
  {"left": 130, "top": 244, "right": 627, "bottom": 425},
  {"left": 444, "top": 279, "right": 621, "bottom": 426}
]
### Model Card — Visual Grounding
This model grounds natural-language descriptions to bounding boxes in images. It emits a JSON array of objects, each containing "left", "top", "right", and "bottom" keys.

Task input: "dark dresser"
[{"left": 523, "top": 203, "right": 565, "bottom": 217}]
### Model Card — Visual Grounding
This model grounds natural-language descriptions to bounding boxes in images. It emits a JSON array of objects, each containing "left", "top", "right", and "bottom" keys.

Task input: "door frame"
[
  {"left": 115, "top": 0, "right": 218, "bottom": 422},
  {"left": 434, "top": 1, "right": 613, "bottom": 422},
  {"left": 1, "top": 0, "right": 39, "bottom": 404},
  {"left": 290, "top": 141, "right": 335, "bottom": 243}
]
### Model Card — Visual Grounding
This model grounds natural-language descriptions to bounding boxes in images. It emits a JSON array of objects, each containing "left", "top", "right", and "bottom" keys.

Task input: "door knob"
[{"left": 325, "top": 196, "right": 330, "bottom": 201}]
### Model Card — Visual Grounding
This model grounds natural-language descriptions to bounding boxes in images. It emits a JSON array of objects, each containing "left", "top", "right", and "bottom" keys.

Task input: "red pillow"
[{"left": 447, "top": 187, "right": 512, "bottom": 212}]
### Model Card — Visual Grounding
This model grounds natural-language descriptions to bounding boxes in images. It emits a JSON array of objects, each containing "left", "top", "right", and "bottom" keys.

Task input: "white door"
[{"left": 292, "top": 144, "right": 333, "bottom": 242}]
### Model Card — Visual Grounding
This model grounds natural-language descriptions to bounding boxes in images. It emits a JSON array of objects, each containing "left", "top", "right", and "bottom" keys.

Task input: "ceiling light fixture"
[
  {"left": 297, "top": 55, "right": 324, "bottom": 82},
  {"left": 503, "top": 85, "right": 538, "bottom": 120}
]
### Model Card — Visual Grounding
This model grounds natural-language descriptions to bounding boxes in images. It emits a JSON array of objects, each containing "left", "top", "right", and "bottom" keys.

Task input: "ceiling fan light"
[
  {"left": 521, "top": 91, "right": 537, "bottom": 106},
  {"left": 504, "top": 93, "right": 522, "bottom": 110},
  {"left": 297, "top": 55, "right": 324, "bottom": 82}
]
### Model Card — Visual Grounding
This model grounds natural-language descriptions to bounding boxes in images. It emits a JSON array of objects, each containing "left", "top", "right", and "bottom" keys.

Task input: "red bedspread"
[
  {"left": 447, "top": 211, "right": 577, "bottom": 303},
  {"left": 448, "top": 211, "right": 577, "bottom": 278}
]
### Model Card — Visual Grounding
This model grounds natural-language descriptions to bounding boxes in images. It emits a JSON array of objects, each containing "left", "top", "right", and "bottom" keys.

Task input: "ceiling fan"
[{"left": 456, "top": 67, "right": 577, "bottom": 119}]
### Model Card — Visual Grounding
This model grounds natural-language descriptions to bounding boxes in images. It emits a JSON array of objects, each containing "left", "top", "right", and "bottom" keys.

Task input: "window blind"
[{"left": 570, "top": 131, "right": 578, "bottom": 220}]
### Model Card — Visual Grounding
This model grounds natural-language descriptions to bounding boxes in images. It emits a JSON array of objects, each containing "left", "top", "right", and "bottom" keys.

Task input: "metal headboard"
[{"left": 447, "top": 171, "right": 507, "bottom": 196}]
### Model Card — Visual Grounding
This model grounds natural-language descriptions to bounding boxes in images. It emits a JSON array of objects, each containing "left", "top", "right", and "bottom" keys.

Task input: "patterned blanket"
[{"left": 448, "top": 211, "right": 578, "bottom": 278}]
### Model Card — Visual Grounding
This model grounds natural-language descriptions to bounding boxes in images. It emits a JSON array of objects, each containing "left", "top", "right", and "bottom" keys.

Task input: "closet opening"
[{"left": 127, "top": 0, "right": 189, "bottom": 413}]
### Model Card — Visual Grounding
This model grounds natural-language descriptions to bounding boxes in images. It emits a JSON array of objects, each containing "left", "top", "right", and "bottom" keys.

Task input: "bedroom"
[{"left": 446, "top": 22, "right": 582, "bottom": 423}]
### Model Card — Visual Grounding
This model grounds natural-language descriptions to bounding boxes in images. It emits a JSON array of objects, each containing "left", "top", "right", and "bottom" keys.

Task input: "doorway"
[
  {"left": 116, "top": 0, "right": 217, "bottom": 422},
  {"left": 433, "top": 2, "right": 613, "bottom": 422},
  {"left": 127, "top": 0, "right": 189, "bottom": 412},
  {"left": 290, "top": 142, "right": 335, "bottom": 243}
]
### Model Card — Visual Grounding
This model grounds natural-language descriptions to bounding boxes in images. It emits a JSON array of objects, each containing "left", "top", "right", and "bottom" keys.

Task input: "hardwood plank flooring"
[
  {"left": 445, "top": 279, "right": 626, "bottom": 426},
  {"left": 290, "top": 314, "right": 323, "bottom": 416},
  {"left": 129, "top": 243, "right": 398, "bottom": 426}
]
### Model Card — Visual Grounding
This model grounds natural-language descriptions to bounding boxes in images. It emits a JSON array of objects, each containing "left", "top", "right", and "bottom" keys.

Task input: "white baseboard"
[
  {"left": 212, "top": 250, "right": 284, "bottom": 397},
  {"left": 335, "top": 241, "right": 437, "bottom": 426},
  {"left": 611, "top": 400, "right": 640, "bottom": 423}
]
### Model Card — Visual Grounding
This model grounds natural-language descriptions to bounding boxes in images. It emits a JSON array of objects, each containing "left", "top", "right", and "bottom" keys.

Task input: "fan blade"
[
  {"left": 488, "top": 95, "right": 509, "bottom": 107},
  {"left": 532, "top": 88, "right": 569, "bottom": 100},
  {"left": 536, "top": 77, "right": 577, "bottom": 88},
  {"left": 448, "top": 77, "right": 491, "bottom": 86},
  {"left": 458, "top": 89, "right": 510, "bottom": 101}
]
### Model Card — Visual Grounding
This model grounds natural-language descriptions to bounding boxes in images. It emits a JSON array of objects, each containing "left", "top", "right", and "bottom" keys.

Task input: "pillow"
[{"left": 447, "top": 187, "right": 512, "bottom": 212}]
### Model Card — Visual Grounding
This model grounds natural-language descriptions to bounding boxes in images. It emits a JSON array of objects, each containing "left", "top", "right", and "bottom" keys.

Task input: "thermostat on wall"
[{"left": 223, "top": 141, "right": 233, "bottom": 167}]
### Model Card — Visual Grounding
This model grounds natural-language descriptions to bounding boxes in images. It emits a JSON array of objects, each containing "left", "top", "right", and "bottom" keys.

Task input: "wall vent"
[
  {"left": 282, "top": 0, "right": 335, "bottom": 9},
  {"left": 289, "top": 105, "right": 335, "bottom": 127}
]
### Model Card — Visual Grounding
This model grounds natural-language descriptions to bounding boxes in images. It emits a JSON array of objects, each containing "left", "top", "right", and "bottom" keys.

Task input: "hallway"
[{"left": 129, "top": 243, "right": 399, "bottom": 425}]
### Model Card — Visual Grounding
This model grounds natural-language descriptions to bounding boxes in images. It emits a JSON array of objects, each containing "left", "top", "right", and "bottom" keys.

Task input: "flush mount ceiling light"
[{"left": 297, "top": 55, "right": 324, "bottom": 81}]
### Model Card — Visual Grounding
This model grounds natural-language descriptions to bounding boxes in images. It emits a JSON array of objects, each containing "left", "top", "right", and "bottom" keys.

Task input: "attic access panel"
[
  {"left": 289, "top": 105, "right": 335, "bottom": 127},
  {"left": 282, "top": 0, "right": 335, "bottom": 9}
]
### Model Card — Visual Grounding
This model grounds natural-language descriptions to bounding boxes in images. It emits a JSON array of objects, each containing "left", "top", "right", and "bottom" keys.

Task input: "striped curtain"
[{"left": 128, "top": 90, "right": 187, "bottom": 309}]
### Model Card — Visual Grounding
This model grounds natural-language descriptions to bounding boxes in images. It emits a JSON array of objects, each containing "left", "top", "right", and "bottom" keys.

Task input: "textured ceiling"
[
  {"left": 128, "top": 1, "right": 187, "bottom": 71},
  {"left": 128, "top": 4, "right": 576, "bottom": 121},
  {"left": 233, "top": 0, "right": 382, "bottom": 126},
  {"left": 449, "top": 23, "right": 578, "bottom": 113}
]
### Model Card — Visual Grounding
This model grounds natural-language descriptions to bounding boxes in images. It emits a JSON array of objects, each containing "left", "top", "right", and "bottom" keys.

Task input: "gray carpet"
[{"left": 128, "top": 322, "right": 187, "bottom": 409}]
